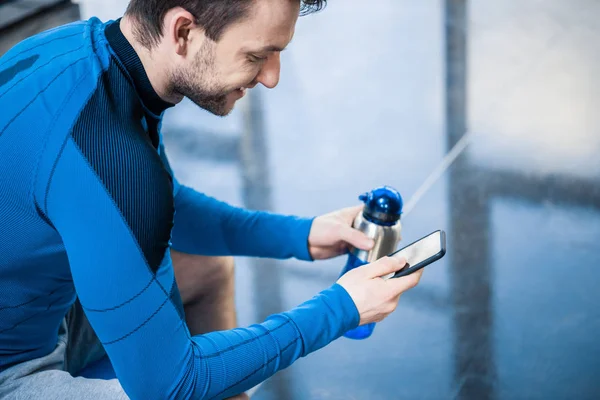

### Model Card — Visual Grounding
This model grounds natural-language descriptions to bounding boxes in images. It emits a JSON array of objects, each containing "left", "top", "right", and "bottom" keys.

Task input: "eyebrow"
[{"left": 254, "top": 44, "right": 286, "bottom": 53}]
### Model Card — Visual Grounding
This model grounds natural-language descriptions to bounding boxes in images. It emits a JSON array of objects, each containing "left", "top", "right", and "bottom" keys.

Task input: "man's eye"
[{"left": 249, "top": 54, "right": 267, "bottom": 63}]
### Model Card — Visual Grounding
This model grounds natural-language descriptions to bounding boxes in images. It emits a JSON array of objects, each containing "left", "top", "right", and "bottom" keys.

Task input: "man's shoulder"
[
  {"left": 0, "top": 18, "right": 100, "bottom": 69},
  {"left": 0, "top": 17, "right": 114, "bottom": 133},
  {"left": 0, "top": 17, "right": 115, "bottom": 94}
]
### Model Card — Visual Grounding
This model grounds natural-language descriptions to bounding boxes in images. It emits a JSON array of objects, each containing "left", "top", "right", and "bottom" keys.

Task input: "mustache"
[{"left": 231, "top": 80, "right": 257, "bottom": 91}]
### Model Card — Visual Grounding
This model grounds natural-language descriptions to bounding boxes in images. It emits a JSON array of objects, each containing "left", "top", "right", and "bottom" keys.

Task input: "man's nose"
[{"left": 256, "top": 53, "right": 281, "bottom": 89}]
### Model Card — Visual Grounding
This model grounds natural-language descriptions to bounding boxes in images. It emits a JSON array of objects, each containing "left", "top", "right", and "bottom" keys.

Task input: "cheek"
[{"left": 230, "top": 60, "right": 260, "bottom": 84}]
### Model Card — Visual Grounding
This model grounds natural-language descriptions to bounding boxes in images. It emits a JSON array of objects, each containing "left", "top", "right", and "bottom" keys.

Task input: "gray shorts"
[{"left": 0, "top": 300, "right": 129, "bottom": 400}]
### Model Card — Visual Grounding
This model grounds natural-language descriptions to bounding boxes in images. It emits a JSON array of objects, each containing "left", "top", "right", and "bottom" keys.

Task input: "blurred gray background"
[{"left": 1, "top": 0, "right": 599, "bottom": 398}]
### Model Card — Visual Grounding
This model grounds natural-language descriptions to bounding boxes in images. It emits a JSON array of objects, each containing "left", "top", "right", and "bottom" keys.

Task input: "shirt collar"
[{"left": 104, "top": 19, "right": 174, "bottom": 116}]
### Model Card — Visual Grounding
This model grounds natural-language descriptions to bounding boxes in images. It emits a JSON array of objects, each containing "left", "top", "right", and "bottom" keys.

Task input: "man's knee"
[
  {"left": 202, "top": 255, "right": 235, "bottom": 289},
  {"left": 171, "top": 251, "right": 235, "bottom": 304}
]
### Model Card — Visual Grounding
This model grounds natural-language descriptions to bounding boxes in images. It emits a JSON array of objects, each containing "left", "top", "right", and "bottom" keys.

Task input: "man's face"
[{"left": 171, "top": 0, "right": 299, "bottom": 116}]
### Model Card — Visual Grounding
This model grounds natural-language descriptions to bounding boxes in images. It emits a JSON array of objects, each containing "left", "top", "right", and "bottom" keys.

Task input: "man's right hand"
[{"left": 337, "top": 257, "right": 422, "bottom": 326}]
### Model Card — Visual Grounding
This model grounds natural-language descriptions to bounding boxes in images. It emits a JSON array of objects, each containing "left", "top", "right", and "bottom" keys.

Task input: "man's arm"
[
  {"left": 45, "top": 134, "right": 358, "bottom": 399},
  {"left": 159, "top": 142, "right": 315, "bottom": 261}
]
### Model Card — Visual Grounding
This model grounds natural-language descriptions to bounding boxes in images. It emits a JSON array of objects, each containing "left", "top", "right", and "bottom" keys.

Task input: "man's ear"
[{"left": 163, "top": 7, "right": 198, "bottom": 57}]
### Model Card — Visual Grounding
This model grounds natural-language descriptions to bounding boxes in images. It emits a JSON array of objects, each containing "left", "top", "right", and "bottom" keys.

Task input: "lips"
[
  {"left": 231, "top": 87, "right": 247, "bottom": 99},
  {"left": 237, "top": 81, "right": 257, "bottom": 92}
]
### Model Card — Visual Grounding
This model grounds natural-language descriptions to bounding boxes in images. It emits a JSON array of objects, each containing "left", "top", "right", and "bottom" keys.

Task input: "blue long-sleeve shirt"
[{"left": 0, "top": 17, "right": 359, "bottom": 399}]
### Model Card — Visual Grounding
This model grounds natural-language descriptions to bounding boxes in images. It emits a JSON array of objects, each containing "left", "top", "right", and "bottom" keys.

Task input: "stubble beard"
[{"left": 169, "top": 40, "right": 232, "bottom": 117}]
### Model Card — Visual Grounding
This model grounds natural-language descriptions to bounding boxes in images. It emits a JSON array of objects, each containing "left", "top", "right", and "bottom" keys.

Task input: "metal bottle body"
[
  {"left": 340, "top": 212, "right": 402, "bottom": 340},
  {"left": 351, "top": 212, "right": 402, "bottom": 263}
]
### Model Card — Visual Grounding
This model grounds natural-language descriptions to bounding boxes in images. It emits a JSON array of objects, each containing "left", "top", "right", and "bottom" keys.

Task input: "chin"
[
  {"left": 216, "top": 108, "right": 234, "bottom": 117},
  {"left": 215, "top": 102, "right": 236, "bottom": 117},
  {"left": 189, "top": 98, "right": 233, "bottom": 117},
  {"left": 218, "top": 99, "right": 238, "bottom": 116}
]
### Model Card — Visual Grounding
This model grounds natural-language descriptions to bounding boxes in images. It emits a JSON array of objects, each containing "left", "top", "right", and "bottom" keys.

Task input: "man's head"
[{"left": 124, "top": 0, "right": 325, "bottom": 116}]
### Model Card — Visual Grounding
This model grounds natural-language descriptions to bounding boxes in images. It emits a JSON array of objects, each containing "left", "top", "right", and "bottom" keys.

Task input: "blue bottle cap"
[{"left": 359, "top": 186, "right": 403, "bottom": 225}]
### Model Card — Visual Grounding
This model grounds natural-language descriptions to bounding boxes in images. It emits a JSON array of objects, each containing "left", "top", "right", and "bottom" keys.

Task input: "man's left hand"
[{"left": 308, "top": 205, "right": 375, "bottom": 260}]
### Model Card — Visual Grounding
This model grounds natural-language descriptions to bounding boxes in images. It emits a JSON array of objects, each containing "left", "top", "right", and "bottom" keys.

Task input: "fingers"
[
  {"left": 365, "top": 256, "right": 407, "bottom": 278},
  {"left": 341, "top": 205, "right": 365, "bottom": 225},
  {"left": 387, "top": 268, "right": 424, "bottom": 294},
  {"left": 340, "top": 225, "right": 375, "bottom": 251},
  {"left": 341, "top": 204, "right": 364, "bottom": 215}
]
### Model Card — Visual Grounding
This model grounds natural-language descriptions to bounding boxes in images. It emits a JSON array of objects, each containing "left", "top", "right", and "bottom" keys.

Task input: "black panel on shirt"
[{"left": 69, "top": 59, "right": 174, "bottom": 274}]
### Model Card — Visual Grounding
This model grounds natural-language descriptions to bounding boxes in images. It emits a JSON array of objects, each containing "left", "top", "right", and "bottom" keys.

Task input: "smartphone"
[{"left": 383, "top": 230, "right": 446, "bottom": 279}]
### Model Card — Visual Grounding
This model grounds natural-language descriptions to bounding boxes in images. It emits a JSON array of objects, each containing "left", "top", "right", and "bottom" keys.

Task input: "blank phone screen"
[{"left": 383, "top": 231, "right": 442, "bottom": 278}]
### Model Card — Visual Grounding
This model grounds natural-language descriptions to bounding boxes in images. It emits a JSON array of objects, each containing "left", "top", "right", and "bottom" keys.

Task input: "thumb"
[
  {"left": 387, "top": 268, "right": 423, "bottom": 294},
  {"left": 365, "top": 256, "right": 407, "bottom": 278},
  {"left": 340, "top": 225, "right": 374, "bottom": 251}
]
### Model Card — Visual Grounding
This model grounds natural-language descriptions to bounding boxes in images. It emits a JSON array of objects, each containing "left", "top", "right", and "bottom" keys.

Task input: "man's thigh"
[
  {"left": 0, "top": 369, "right": 127, "bottom": 400},
  {"left": 0, "top": 318, "right": 128, "bottom": 400}
]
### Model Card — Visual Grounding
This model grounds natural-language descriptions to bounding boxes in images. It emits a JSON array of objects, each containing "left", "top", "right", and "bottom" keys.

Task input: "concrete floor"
[{"left": 1, "top": 0, "right": 599, "bottom": 399}]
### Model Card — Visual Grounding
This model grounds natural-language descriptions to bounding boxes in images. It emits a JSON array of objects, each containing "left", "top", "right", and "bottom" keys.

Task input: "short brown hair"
[{"left": 125, "top": 0, "right": 327, "bottom": 48}]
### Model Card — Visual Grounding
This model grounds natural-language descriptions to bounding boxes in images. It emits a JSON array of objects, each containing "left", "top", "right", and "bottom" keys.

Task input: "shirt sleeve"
[
  {"left": 44, "top": 131, "right": 359, "bottom": 399},
  {"left": 158, "top": 142, "right": 315, "bottom": 261}
]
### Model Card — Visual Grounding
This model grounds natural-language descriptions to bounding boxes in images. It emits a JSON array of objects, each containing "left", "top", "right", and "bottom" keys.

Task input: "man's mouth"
[{"left": 230, "top": 87, "right": 248, "bottom": 100}]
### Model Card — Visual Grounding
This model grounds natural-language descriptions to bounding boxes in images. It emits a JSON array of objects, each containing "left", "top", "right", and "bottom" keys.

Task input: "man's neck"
[{"left": 119, "top": 16, "right": 184, "bottom": 105}]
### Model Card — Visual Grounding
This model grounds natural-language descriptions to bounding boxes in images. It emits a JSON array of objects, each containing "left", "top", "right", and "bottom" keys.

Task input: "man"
[{"left": 0, "top": 0, "right": 423, "bottom": 399}]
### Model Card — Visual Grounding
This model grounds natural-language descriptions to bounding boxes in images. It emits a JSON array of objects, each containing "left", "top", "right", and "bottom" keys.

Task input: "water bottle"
[{"left": 340, "top": 185, "right": 403, "bottom": 340}]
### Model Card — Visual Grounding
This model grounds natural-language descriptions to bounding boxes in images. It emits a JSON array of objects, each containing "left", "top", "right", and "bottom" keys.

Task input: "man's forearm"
[{"left": 170, "top": 184, "right": 315, "bottom": 260}]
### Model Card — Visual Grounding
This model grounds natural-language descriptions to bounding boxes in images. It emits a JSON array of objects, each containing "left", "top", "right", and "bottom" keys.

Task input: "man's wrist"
[{"left": 294, "top": 216, "right": 315, "bottom": 261}]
